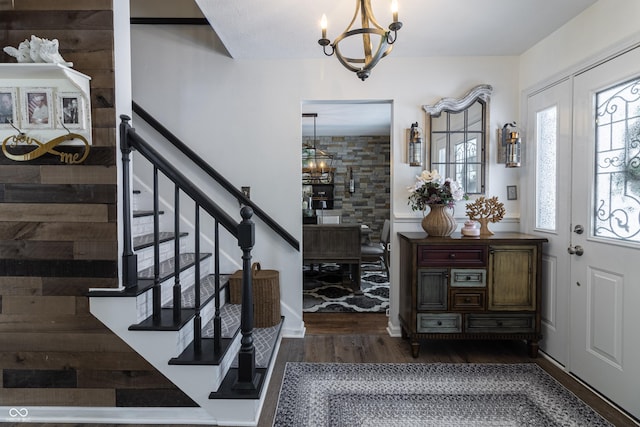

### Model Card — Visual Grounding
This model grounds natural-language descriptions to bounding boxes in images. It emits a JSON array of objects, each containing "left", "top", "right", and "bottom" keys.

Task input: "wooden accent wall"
[{"left": 0, "top": 0, "right": 190, "bottom": 408}]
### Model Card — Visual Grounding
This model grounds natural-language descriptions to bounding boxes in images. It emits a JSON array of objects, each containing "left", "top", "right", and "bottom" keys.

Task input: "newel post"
[
  {"left": 234, "top": 206, "right": 260, "bottom": 390},
  {"left": 120, "top": 115, "right": 138, "bottom": 290}
]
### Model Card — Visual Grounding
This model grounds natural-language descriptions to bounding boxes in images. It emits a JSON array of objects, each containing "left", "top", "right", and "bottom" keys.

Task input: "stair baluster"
[
  {"left": 193, "top": 204, "right": 203, "bottom": 354},
  {"left": 152, "top": 166, "right": 162, "bottom": 322},
  {"left": 213, "top": 220, "right": 222, "bottom": 352},
  {"left": 172, "top": 184, "right": 182, "bottom": 323}
]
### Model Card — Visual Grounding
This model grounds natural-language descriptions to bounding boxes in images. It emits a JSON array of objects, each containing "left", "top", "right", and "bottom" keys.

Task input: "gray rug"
[{"left": 273, "top": 363, "right": 612, "bottom": 426}]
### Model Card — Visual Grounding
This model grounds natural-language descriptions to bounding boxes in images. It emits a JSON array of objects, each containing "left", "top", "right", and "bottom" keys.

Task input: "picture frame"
[
  {"left": 0, "top": 87, "right": 18, "bottom": 129},
  {"left": 56, "top": 92, "right": 85, "bottom": 129},
  {"left": 507, "top": 185, "right": 518, "bottom": 200},
  {"left": 21, "top": 87, "right": 53, "bottom": 129}
]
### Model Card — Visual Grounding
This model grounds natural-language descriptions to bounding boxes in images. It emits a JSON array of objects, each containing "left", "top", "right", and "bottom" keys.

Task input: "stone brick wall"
[{"left": 303, "top": 135, "right": 390, "bottom": 242}]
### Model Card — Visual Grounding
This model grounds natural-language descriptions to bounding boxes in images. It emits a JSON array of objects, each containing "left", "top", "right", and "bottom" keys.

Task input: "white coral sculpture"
[{"left": 3, "top": 35, "right": 70, "bottom": 66}]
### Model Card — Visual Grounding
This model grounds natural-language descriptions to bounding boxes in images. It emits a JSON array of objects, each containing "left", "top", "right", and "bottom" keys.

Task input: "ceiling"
[{"left": 132, "top": 0, "right": 598, "bottom": 136}]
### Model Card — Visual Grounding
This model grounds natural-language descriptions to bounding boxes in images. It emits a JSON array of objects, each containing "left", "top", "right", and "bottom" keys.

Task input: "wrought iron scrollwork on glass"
[{"left": 594, "top": 77, "right": 640, "bottom": 242}]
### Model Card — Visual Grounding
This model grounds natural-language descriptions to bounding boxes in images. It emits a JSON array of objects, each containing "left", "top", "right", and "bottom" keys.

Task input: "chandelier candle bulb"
[
  {"left": 321, "top": 14, "right": 327, "bottom": 39},
  {"left": 391, "top": 0, "right": 398, "bottom": 23}
]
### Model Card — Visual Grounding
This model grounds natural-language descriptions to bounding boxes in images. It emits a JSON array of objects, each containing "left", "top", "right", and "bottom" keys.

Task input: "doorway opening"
[{"left": 301, "top": 100, "right": 392, "bottom": 314}]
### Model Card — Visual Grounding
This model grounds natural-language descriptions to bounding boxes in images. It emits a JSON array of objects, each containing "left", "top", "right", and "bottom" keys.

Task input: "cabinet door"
[
  {"left": 417, "top": 268, "right": 448, "bottom": 310},
  {"left": 488, "top": 245, "right": 536, "bottom": 311}
]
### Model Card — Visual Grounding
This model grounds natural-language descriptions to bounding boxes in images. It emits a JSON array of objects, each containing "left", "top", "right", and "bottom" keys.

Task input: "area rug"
[
  {"left": 273, "top": 363, "right": 612, "bottom": 426},
  {"left": 303, "top": 263, "right": 389, "bottom": 313}
]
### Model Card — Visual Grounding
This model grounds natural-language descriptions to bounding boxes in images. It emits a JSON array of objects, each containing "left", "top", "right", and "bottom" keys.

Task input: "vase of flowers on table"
[{"left": 408, "top": 169, "right": 468, "bottom": 237}]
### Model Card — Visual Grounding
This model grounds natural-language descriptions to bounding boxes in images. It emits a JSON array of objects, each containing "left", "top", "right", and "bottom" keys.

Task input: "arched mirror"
[{"left": 422, "top": 84, "right": 492, "bottom": 195}]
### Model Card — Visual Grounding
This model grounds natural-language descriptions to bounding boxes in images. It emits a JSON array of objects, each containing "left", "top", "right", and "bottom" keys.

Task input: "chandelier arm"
[
  {"left": 387, "top": 29, "right": 398, "bottom": 44},
  {"left": 333, "top": 27, "right": 386, "bottom": 45},
  {"left": 343, "top": 0, "right": 362, "bottom": 34},
  {"left": 362, "top": 0, "right": 386, "bottom": 31},
  {"left": 322, "top": 44, "right": 335, "bottom": 57},
  {"left": 334, "top": 32, "right": 389, "bottom": 73},
  {"left": 361, "top": 36, "right": 388, "bottom": 72}
]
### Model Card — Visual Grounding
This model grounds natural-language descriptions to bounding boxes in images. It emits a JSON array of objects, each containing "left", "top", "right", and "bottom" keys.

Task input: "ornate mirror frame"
[{"left": 422, "top": 84, "right": 492, "bottom": 195}]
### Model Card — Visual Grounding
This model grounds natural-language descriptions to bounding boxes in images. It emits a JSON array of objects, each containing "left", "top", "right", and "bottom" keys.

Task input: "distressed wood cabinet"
[{"left": 398, "top": 232, "right": 547, "bottom": 358}]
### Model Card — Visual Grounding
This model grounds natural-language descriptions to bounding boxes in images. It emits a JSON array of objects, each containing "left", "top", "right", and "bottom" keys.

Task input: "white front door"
[
  {"left": 570, "top": 47, "right": 640, "bottom": 419},
  {"left": 526, "top": 79, "right": 572, "bottom": 366}
]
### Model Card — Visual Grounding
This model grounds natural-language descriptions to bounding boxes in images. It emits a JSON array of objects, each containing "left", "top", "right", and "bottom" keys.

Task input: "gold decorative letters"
[{"left": 2, "top": 132, "right": 89, "bottom": 164}]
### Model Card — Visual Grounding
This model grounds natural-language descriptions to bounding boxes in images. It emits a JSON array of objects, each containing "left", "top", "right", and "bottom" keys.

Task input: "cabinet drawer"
[
  {"left": 450, "top": 290, "right": 485, "bottom": 310},
  {"left": 418, "top": 245, "right": 486, "bottom": 267},
  {"left": 451, "top": 269, "right": 486, "bottom": 287},
  {"left": 417, "top": 313, "right": 462, "bottom": 333},
  {"left": 465, "top": 314, "right": 535, "bottom": 333}
]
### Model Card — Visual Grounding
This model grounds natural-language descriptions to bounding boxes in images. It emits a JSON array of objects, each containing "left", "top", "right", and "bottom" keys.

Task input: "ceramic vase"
[{"left": 421, "top": 205, "right": 457, "bottom": 237}]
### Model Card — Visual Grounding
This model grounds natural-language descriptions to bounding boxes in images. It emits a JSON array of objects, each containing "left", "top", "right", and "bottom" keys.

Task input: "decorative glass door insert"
[
  {"left": 535, "top": 106, "right": 557, "bottom": 231},
  {"left": 594, "top": 77, "right": 640, "bottom": 242}
]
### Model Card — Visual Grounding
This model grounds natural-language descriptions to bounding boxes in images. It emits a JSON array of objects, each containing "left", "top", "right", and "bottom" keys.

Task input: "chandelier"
[
  {"left": 318, "top": 0, "right": 402, "bottom": 81},
  {"left": 302, "top": 113, "right": 334, "bottom": 184}
]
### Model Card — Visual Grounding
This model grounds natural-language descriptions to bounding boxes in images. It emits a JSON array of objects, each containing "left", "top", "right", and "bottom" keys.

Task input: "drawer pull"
[
  {"left": 437, "top": 321, "right": 442, "bottom": 326},
  {"left": 449, "top": 253, "right": 456, "bottom": 259},
  {"left": 496, "top": 321, "right": 503, "bottom": 326},
  {"left": 466, "top": 276, "right": 471, "bottom": 280},
  {"left": 464, "top": 297, "right": 471, "bottom": 303}
]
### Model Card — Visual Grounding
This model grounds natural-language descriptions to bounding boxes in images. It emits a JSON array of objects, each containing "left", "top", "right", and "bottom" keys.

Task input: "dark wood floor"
[
  {"left": 3, "top": 313, "right": 637, "bottom": 427},
  {"left": 258, "top": 312, "right": 638, "bottom": 427}
]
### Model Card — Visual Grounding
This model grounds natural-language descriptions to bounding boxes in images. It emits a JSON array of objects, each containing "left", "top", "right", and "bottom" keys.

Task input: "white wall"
[
  {"left": 130, "top": 25, "right": 522, "bottom": 336},
  {"left": 520, "top": 0, "right": 640, "bottom": 91},
  {"left": 114, "top": 0, "right": 132, "bottom": 290}
]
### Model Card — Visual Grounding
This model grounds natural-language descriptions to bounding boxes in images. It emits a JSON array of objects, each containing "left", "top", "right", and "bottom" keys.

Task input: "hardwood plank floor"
[
  {"left": 1, "top": 313, "right": 636, "bottom": 426},
  {"left": 258, "top": 312, "right": 638, "bottom": 427}
]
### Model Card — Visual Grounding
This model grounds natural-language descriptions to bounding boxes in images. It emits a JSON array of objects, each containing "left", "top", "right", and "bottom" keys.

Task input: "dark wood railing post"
[
  {"left": 234, "top": 206, "right": 260, "bottom": 391},
  {"left": 119, "top": 115, "right": 138, "bottom": 290}
]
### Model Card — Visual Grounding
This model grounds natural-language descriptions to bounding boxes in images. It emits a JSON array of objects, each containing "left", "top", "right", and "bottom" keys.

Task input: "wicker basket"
[{"left": 228, "top": 262, "right": 281, "bottom": 327}]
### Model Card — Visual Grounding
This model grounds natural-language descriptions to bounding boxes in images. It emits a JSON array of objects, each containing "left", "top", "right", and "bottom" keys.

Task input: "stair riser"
[
  {"left": 136, "top": 259, "right": 212, "bottom": 323},
  {"left": 132, "top": 214, "right": 154, "bottom": 238},
  {"left": 135, "top": 237, "right": 188, "bottom": 272},
  {"left": 176, "top": 298, "right": 218, "bottom": 354}
]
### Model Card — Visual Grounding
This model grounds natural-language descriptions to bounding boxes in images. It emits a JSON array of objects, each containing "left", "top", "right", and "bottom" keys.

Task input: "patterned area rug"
[
  {"left": 273, "top": 363, "right": 612, "bottom": 427},
  {"left": 303, "top": 263, "right": 389, "bottom": 313}
]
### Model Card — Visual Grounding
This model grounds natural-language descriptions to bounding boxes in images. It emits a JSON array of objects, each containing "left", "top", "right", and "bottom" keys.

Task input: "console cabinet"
[{"left": 398, "top": 232, "right": 547, "bottom": 358}]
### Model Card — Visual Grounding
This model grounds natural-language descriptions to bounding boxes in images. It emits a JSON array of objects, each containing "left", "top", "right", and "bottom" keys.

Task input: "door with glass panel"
[
  {"left": 570, "top": 47, "right": 640, "bottom": 419},
  {"left": 526, "top": 79, "right": 572, "bottom": 366}
]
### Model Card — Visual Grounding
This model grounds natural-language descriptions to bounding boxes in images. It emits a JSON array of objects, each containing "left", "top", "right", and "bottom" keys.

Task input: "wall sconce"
[
  {"left": 501, "top": 122, "right": 521, "bottom": 168},
  {"left": 348, "top": 167, "right": 355, "bottom": 193},
  {"left": 408, "top": 122, "right": 423, "bottom": 167}
]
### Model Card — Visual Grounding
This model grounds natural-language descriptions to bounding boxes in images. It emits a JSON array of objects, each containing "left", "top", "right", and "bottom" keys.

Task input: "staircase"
[{"left": 89, "top": 111, "right": 297, "bottom": 426}]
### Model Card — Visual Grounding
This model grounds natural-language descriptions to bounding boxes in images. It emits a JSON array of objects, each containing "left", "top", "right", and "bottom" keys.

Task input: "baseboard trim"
[{"left": 538, "top": 351, "right": 640, "bottom": 426}]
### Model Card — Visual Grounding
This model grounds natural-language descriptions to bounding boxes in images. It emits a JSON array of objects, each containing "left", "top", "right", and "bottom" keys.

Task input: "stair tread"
[
  {"left": 133, "top": 209, "right": 165, "bottom": 218},
  {"left": 133, "top": 231, "right": 188, "bottom": 250},
  {"left": 137, "top": 252, "right": 212, "bottom": 281},
  {"left": 231, "top": 320, "right": 282, "bottom": 369},
  {"left": 162, "top": 273, "right": 231, "bottom": 309},
  {"left": 203, "top": 303, "right": 241, "bottom": 339}
]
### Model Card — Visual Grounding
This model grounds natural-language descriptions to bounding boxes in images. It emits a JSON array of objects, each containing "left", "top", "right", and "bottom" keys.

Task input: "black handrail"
[
  {"left": 126, "top": 125, "right": 239, "bottom": 236},
  {"left": 132, "top": 101, "right": 299, "bottom": 251}
]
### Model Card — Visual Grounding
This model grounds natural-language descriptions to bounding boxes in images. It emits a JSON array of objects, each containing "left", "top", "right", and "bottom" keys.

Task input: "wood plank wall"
[{"left": 0, "top": 0, "right": 191, "bottom": 408}]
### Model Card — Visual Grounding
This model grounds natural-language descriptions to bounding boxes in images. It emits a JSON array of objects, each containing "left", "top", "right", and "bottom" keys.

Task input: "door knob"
[
  {"left": 567, "top": 245, "right": 584, "bottom": 256},
  {"left": 573, "top": 224, "right": 584, "bottom": 234}
]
